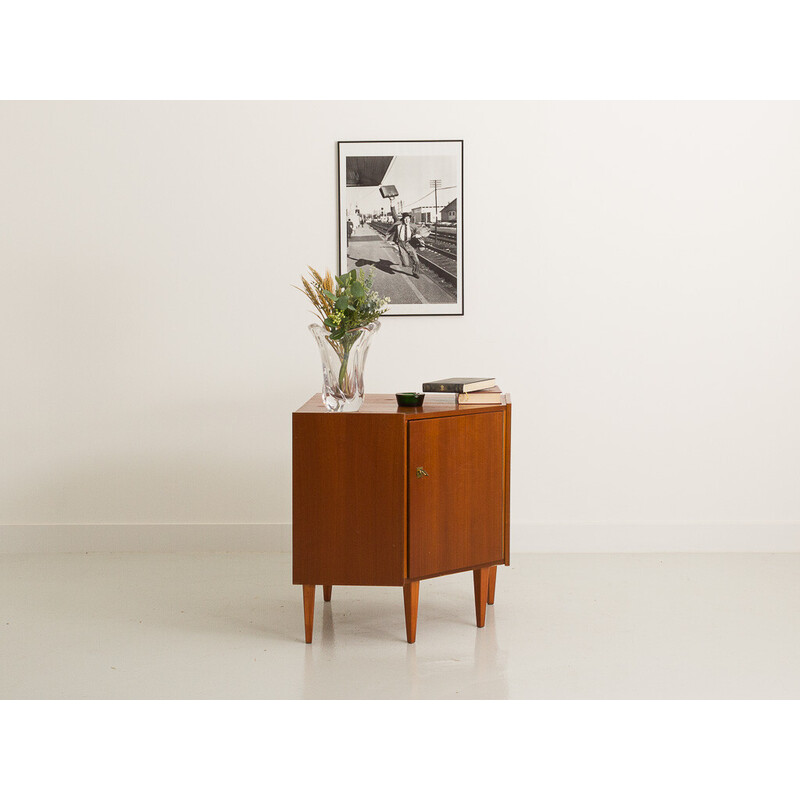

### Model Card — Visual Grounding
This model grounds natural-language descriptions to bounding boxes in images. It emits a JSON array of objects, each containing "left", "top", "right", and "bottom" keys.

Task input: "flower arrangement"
[
  {"left": 297, "top": 267, "right": 390, "bottom": 411},
  {"left": 298, "top": 266, "right": 389, "bottom": 339}
]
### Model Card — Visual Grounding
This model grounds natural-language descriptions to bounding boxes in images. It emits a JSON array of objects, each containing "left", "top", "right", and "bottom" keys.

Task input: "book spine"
[
  {"left": 422, "top": 383, "right": 462, "bottom": 393},
  {"left": 457, "top": 395, "right": 503, "bottom": 404}
]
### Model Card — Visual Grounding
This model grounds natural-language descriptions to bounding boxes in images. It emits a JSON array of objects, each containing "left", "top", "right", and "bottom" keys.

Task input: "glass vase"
[{"left": 309, "top": 321, "right": 380, "bottom": 412}]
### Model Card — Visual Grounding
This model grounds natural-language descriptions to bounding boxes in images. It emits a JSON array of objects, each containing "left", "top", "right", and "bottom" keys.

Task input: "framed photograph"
[{"left": 338, "top": 140, "right": 464, "bottom": 316}]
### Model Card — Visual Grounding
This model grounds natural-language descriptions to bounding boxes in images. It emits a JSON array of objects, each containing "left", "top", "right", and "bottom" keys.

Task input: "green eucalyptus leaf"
[
  {"left": 335, "top": 294, "right": 349, "bottom": 311},
  {"left": 351, "top": 282, "right": 365, "bottom": 298}
]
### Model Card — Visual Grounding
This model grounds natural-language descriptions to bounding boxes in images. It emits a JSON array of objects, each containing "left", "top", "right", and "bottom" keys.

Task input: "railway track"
[
  {"left": 416, "top": 228, "right": 456, "bottom": 258},
  {"left": 417, "top": 252, "right": 456, "bottom": 284},
  {"left": 368, "top": 222, "right": 457, "bottom": 284},
  {"left": 370, "top": 222, "right": 456, "bottom": 259},
  {"left": 424, "top": 242, "right": 456, "bottom": 260}
]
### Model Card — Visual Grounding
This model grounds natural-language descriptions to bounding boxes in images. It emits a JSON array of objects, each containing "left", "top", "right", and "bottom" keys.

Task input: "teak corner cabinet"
[{"left": 292, "top": 394, "right": 511, "bottom": 643}]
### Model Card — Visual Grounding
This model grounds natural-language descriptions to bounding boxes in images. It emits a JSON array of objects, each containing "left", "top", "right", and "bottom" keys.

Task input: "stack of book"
[{"left": 421, "top": 377, "right": 504, "bottom": 405}]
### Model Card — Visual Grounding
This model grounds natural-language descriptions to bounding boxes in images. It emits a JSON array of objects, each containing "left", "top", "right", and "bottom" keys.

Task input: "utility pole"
[{"left": 430, "top": 179, "right": 442, "bottom": 240}]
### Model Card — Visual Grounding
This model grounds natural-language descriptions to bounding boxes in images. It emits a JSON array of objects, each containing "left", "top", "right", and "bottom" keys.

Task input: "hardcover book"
[
  {"left": 457, "top": 386, "right": 504, "bottom": 404},
  {"left": 422, "top": 377, "right": 496, "bottom": 393}
]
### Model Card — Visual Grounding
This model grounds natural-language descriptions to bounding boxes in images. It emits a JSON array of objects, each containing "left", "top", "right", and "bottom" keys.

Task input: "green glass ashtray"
[{"left": 396, "top": 392, "right": 425, "bottom": 407}]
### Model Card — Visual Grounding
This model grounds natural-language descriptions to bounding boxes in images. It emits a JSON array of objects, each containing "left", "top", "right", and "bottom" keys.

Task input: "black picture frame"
[{"left": 337, "top": 140, "right": 464, "bottom": 317}]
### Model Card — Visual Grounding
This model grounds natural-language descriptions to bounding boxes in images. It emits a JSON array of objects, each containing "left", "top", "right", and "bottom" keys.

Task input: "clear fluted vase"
[{"left": 310, "top": 321, "right": 380, "bottom": 412}]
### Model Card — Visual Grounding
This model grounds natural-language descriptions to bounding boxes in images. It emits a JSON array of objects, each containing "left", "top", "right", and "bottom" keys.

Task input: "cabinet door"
[
  {"left": 408, "top": 411, "right": 505, "bottom": 579},
  {"left": 293, "top": 413, "right": 406, "bottom": 586}
]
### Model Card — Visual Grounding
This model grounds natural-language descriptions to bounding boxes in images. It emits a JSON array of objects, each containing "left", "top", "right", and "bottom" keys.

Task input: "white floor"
[{"left": 1, "top": 552, "right": 799, "bottom": 699}]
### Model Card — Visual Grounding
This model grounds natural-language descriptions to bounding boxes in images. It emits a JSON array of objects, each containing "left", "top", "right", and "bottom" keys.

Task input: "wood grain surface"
[
  {"left": 403, "top": 581, "right": 419, "bottom": 643},
  {"left": 503, "top": 403, "right": 512, "bottom": 566},
  {"left": 292, "top": 411, "right": 406, "bottom": 586},
  {"left": 473, "top": 567, "right": 489, "bottom": 627},
  {"left": 295, "top": 393, "right": 508, "bottom": 419},
  {"left": 303, "top": 584, "right": 315, "bottom": 643},
  {"left": 407, "top": 410, "right": 505, "bottom": 579},
  {"left": 488, "top": 565, "right": 498, "bottom": 605},
  {"left": 292, "top": 396, "right": 512, "bottom": 641}
]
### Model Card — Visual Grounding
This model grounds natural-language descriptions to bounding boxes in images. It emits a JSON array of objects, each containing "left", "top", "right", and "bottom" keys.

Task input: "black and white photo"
[{"left": 338, "top": 140, "right": 463, "bottom": 316}]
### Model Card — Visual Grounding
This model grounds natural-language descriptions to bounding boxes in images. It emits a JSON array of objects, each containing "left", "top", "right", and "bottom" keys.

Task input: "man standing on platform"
[{"left": 386, "top": 212, "right": 422, "bottom": 278}]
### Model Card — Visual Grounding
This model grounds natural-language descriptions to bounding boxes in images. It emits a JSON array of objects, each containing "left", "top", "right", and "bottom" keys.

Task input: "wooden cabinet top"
[{"left": 294, "top": 393, "right": 510, "bottom": 419}]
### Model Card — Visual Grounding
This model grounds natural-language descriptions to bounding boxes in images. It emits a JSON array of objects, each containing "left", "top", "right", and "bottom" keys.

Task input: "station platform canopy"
[{"left": 345, "top": 156, "right": 394, "bottom": 187}]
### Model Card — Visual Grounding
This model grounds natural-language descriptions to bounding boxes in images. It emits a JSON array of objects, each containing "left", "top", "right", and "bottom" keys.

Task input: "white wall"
[{"left": 2, "top": 101, "right": 799, "bottom": 552}]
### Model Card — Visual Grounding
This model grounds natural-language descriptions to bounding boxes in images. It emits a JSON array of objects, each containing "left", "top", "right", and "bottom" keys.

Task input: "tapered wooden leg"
[
  {"left": 473, "top": 568, "right": 489, "bottom": 628},
  {"left": 403, "top": 581, "right": 419, "bottom": 643},
  {"left": 323, "top": 585, "right": 332, "bottom": 602},
  {"left": 487, "top": 565, "right": 497, "bottom": 605},
  {"left": 303, "top": 585, "right": 315, "bottom": 643}
]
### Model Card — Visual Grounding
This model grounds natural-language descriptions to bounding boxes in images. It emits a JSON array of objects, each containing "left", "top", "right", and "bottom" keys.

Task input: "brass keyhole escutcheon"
[{"left": 416, "top": 467, "right": 429, "bottom": 478}]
